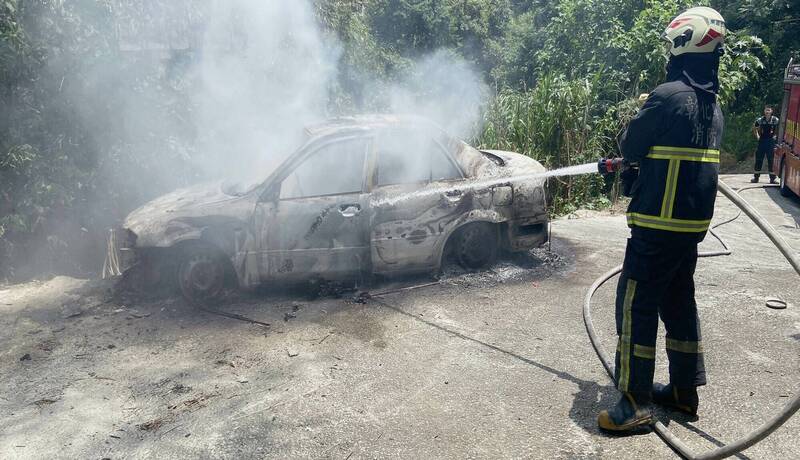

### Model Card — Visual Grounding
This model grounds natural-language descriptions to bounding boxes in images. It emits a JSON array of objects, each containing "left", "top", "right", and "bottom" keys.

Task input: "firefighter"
[
  {"left": 597, "top": 7, "right": 726, "bottom": 432},
  {"left": 751, "top": 105, "right": 780, "bottom": 183}
]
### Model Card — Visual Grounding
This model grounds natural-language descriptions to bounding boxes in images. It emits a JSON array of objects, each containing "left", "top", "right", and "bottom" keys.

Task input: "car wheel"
[
  {"left": 454, "top": 223, "right": 498, "bottom": 270},
  {"left": 178, "top": 246, "right": 227, "bottom": 303},
  {"left": 780, "top": 160, "right": 793, "bottom": 197},
  {"left": 120, "top": 252, "right": 176, "bottom": 297}
]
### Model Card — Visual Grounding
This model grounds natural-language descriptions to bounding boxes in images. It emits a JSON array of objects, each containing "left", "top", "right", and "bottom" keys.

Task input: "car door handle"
[{"left": 339, "top": 204, "right": 361, "bottom": 217}]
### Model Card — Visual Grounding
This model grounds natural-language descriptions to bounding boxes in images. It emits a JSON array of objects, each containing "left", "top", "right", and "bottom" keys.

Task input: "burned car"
[{"left": 105, "top": 116, "right": 549, "bottom": 300}]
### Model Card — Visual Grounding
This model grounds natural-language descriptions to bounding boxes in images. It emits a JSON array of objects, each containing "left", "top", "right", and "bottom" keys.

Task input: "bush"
[
  {"left": 722, "top": 111, "right": 758, "bottom": 163},
  {"left": 477, "top": 74, "right": 631, "bottom": 215}
]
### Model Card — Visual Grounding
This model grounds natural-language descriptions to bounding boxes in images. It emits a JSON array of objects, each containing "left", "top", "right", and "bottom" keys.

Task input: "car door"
[
  {"left": 369, "top": 128, "right": 466, "bottom": 273},
  {"left": 258, "top": 136, "right": 372, "bottom": 281}
]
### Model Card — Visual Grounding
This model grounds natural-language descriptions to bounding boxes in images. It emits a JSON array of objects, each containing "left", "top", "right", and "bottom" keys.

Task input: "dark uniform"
[
  {"left": 754, "top": 115, "right": 779, "bottom": 180},
  {"left": 615, "top": 78, "right": 723, "bottom": 394}
]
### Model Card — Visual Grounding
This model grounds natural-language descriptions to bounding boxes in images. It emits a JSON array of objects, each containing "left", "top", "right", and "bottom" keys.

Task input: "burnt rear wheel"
[
  {"left": 453, "top": 222, "right": 498, "bottom": 270},
  {"left": 178, "top": 246, "right": 227, "bottom": 303}
]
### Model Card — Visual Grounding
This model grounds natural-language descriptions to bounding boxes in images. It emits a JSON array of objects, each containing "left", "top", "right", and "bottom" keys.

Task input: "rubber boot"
[
  {"left": 750, "top": 175, "right": 760, "bottom": 183},
  {"left": 653, "top": 383, "right": 699, "bottom": 416},
  {"left": 597, "top": 392, "right": 653, "bottom": 433}
]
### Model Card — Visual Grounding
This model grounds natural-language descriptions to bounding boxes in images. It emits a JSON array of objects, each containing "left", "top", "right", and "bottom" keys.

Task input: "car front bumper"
[{"left": 102, "top": 228, "right": 137, "bottom": 278}]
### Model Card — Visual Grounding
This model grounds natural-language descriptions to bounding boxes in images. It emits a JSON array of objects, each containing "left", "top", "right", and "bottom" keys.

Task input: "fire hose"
[{"left": 583, "top": 180, "right": 800, "bottom": 459}]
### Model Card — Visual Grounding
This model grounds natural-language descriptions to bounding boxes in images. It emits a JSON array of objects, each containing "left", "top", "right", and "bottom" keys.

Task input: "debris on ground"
[
  {"left": 171, "top": 383, "right": 192, "bottom": 394},
  {"left": 32, "top": 398, "right": 58, "bottom": 407},
  {"left": 127, "top": 310, "right": 151, "bottom": 319},
  {"left": 137, "top": 392, "right": 219, "bottom": 433},
  {"left": 137, "top": 418, "right": 166, "bottom": 432},
  {"left": 441, "top": 245, "right": 570, "bottom": 289}
]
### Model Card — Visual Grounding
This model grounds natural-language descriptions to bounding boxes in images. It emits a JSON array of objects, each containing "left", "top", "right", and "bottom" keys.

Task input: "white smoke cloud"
[
  {"left": 71, "top": 0, "right": 488, "bottom": 196},
  {"left": 190, "top": 0, "right": 487, "bottom": 181},
  {"left": 196, "top": 0, "right": 341, "bottom": 180},
  {"left": 387, "top": 49, "right": 487, "bottom": 140}
]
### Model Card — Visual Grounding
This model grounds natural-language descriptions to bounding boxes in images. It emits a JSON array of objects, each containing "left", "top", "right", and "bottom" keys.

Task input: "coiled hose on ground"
[{"left": 583, "top": 181, "right": 800, "bottom": 459}]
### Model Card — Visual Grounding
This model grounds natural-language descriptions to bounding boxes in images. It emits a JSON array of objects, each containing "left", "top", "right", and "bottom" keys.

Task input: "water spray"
[{"left": 373, "top": 160, "right": 614, "bottom": 208}]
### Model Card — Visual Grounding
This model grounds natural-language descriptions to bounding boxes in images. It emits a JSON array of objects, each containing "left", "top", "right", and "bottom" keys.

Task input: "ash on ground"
[{"left": 441, "top": 239, "right": 571, "bottom": 289}]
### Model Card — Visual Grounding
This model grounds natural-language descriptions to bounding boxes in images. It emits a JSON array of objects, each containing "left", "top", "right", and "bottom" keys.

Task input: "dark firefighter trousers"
[
  {"left": 614, "top": 237, "right": 707, "bottom": 393},
  {"left": 754, "top": 140, "right": 775, "bottom": 179}
]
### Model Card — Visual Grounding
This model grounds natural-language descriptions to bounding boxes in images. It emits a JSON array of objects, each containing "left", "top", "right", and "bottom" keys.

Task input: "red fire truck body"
[{"left": 775, "top": 59, "right": 800, "bottom": 196}]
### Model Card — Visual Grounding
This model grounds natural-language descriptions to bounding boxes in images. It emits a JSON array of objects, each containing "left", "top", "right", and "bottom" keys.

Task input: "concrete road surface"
[{"left": 1, "top": 174, "right": 798, "bottom": 459}]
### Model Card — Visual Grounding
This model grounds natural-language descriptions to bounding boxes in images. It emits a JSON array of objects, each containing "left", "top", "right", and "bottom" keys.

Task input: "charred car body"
[{"left": 105, "top": 116, "right": 549, "bottom": 300}]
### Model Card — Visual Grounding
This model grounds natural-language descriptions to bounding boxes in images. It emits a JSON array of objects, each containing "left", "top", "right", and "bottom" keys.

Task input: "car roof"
[
  {"left": 299, "top": 115, "right": 487, "bottom": 178},
  {"left": 303, "top": 115, "right": 443, "bottom": 138}
]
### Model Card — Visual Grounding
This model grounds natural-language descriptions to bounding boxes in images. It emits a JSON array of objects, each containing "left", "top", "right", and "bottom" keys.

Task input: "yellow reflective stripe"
[
  {"left": 647, "top": 153, "right": 719, "bottom": 163},
  {"left": 627, "top": 213, "right": 711, "bottom": 233},
  {"left": 618, "top": 279, "right": 637, "bottom": 391},
  {"left": 666, "top": 338, "right": 704, "bottom": 354},
  {"left": 647, "top": 146, "right": 720, "bottom": 163},
  {"left": 661, "top": 159, "right": 680, "bottom": 219},
  {"left": 650, "top": 146, "right": 721, "bottom": 155},
  {"left": 616, "top": 343, "right": 657, "bottom": 360},
  {"left": 633, "top": 344, "right": 656, "bottom": 360}
]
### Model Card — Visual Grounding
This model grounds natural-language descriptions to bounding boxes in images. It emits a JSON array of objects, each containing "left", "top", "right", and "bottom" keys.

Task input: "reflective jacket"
[{"left": 619, "top": 78, "right": 723, "bottom": 243}]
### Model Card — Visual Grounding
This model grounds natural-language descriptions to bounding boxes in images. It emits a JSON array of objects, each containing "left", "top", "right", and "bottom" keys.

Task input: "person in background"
[{"left": 751, "top": 106, "right": 780, "bottom": 183}]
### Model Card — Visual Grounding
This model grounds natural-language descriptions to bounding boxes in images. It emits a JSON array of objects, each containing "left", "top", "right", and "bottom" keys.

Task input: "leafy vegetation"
[{"left": 1, "top": 0, "right": 798, "bottom": 280}]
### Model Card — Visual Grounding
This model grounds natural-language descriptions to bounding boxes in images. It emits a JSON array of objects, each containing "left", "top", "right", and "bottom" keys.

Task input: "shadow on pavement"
[
  {"left": 369, "top": 296, "right": 619, "bottom": 437},
  {"left": 660, "top": 416, "right": 754, "bottom": 460},
  {"left": 764, "top": 187, "right": 800, "bottom": 228}
]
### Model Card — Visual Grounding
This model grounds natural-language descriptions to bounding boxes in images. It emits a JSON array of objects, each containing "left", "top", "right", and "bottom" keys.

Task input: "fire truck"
[{"left": 775, "top": 58, "right": 800, "bottom": 197}]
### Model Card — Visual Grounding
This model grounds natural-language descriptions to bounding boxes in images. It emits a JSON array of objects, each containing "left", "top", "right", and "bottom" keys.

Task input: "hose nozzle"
[{"left": 598, "top": 157, "right": 625, "bottom": 176}]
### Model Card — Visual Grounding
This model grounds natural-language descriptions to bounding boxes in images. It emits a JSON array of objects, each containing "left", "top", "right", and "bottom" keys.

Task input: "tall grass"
[
  {"left": 721, "top": 111, "right": 758, "bottom": 171},
  {"left": 477, "top": 74, "right": 630, "bottom": 215}
]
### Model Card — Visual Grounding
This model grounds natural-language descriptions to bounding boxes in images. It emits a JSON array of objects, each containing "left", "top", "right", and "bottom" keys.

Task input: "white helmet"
[{"left": 663, "top": 7, "right": 726, "bottom": 56}]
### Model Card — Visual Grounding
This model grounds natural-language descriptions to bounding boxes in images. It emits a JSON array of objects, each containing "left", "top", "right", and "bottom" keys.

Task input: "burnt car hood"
[
  {"left": 124, "top": 182, "right": 254, "bottom": 247},
  {"left": 479, "top": 150, "right": 546, "bottom": 179}
]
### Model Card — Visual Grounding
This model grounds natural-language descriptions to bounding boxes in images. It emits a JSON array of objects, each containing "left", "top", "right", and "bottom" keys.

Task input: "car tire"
[
  {"left": 177, "top": 245, "right": 227, "bottom": 303},
  {"left": 120, "top": 252, "right": 176, "bottom": 297},
  {"left": 780, "top": 160, "right": 793, "bottom": 197},
  {"left": 454, "top": 222, "right": 498, "bottom": 270}
]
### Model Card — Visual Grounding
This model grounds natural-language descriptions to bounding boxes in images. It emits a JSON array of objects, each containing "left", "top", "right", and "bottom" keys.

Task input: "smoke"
[
  {"left": 189, "top": 1, "right": 486, "bottom": 180},
  {"left": 196, "top": 0, "right": 340, "bottom": 180},
  {"left": 104, "top": 0, "right": 486, "bottom": 184},
  {"left": 387, "top": 49, "right": 487, "bottom": 139}
]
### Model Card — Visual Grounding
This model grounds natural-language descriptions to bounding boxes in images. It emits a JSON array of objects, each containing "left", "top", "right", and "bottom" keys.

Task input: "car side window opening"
[
  {"left": 431, "top": 140, "right": 462, "bottom": 181},
  {"left": 376, "top": 129, "right": 461, "bottom": 186},
  {"left": 280, "top": 138, "right": 367, "bottom": 199}
]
